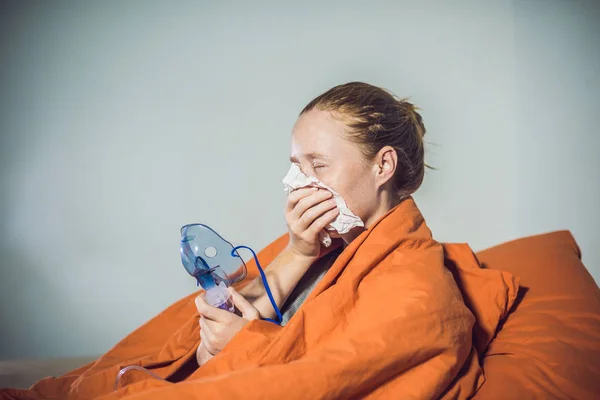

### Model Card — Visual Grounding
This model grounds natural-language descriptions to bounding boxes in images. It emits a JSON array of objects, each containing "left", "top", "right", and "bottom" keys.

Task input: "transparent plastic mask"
[{"left": 179, "top": 223, "right": 247, "bottom": 290}]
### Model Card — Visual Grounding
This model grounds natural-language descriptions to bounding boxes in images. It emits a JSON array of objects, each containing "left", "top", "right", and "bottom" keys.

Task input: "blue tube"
[{"left": 231, "top": 246, "right": 282, "bottom": 325}]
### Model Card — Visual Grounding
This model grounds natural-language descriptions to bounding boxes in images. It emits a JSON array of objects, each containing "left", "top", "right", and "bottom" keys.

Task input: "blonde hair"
[{"left": 301, "top": 82, "right": 427, "bottom": 199}]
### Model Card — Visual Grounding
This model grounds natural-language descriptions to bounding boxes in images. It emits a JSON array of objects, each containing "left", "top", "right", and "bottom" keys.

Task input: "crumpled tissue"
[{"left": 282, "top": 163, "right": 364, "bottom": 247}]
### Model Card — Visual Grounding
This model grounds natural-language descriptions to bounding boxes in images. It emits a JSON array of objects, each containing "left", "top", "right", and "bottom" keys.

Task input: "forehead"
[{"left": 290, "top": 109, "right": 349, "bottom": 158}]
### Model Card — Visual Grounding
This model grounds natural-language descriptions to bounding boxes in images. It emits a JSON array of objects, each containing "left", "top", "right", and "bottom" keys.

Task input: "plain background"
[{"left": 1, "top": 0, "right": 599, "bottom": 360}]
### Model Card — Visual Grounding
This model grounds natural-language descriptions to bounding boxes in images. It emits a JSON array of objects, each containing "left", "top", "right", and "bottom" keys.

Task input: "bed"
[{"left": 1, "top": 230, "right": 599, "bottom": 398}]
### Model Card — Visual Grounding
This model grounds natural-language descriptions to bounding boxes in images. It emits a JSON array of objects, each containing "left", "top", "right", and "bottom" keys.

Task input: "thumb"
[{"left": 228, "top": 287, "right": 259, "bottom": 320}]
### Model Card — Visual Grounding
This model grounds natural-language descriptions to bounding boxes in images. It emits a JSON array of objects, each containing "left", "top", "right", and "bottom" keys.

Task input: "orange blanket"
[{"left": 0, "top": 199, "right": 518, "bottom": 399}]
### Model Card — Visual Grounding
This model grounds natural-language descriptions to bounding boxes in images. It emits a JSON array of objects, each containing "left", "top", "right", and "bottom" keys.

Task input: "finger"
[
  {"left": 306, "top": 207, "right": 340, "bottom": 236},
  {"left": 200, "top": 329, "right": 216, "bottom": 355},
  {"left": 195, "top": 294, "right": 233, "bottom": 322},
  {"left": 289, "top": 190, "right": 334, "bottom": 225},
  {"left": 196, "top": 343, "right": 213, "bottom": 366},
  {"left": 285, "top": 187, "right": 319, "bottom": 212},
  {"left": 200, "top": 327, "right": 209, "bottom": 346},
  {"left": 201, "top": 315, "right": 224, "bottom": 335},
  {"left": 199, "top": 316, "right": 214, "bottom": 337},
  {"left": 291, "top": 189, "right": 333, "bottom": 219},
  {"left": 296, "top": 197, "right": 337, "bottom": 231},
  {"left": 228, "top": 287, "right": 260, "bottom": 320}
]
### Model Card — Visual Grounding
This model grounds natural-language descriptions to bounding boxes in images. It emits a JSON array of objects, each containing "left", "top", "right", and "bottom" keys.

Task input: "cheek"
[
  {"left": 329, "top": 170, "right": 374, "bottom": 218},
  {"left": 343, "top": 183, "right": 372, "bottom": 219}
]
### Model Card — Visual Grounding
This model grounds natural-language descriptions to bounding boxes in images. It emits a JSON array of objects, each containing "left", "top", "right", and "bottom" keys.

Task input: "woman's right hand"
[{"left": 285, "top": 187, "right": 340, "bottom": 261}]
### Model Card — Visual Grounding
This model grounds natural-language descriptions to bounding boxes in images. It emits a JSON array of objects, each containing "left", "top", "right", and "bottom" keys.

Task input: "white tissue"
[{"left": 282, "top": 164, "right": 364, "bottom": 247}]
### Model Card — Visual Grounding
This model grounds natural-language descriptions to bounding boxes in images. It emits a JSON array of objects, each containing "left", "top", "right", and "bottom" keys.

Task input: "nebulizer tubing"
[{"left": 231, "top": 245, "right": 283, "bottom": 324}]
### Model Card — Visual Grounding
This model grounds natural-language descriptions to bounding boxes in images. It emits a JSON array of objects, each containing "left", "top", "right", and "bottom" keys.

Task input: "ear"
[{"left": 372, "top": 146, "right": 397, "bottom": 189}]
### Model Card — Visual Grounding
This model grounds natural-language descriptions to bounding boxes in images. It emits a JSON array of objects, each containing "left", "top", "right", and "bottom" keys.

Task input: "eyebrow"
[{"left": 289, "top": 153, "right": 330, "bottom": 163}]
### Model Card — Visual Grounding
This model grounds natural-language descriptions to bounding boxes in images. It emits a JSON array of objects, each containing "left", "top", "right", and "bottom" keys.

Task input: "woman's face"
[{"left": 290, "top": 109, "right": 384, "bottom": 229}]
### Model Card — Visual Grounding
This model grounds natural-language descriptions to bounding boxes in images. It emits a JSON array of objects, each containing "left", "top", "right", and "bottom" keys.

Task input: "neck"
[
  {"left": 364, "top": 191, "right": 399, "bottom": 229},
  {"left": 340, "top": 200, "right": 398, "bottom": 246},
  {"left": 340, "top": 191, "right": 400, "bottom": 246}
]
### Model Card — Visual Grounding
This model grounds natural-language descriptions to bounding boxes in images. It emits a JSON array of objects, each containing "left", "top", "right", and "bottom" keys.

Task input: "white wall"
[
  {"left": 1, "top": 0, "right": 598, "bottom": 360},
  {"left": 513, "top": 0, "right": 600, "bottom": 280}
]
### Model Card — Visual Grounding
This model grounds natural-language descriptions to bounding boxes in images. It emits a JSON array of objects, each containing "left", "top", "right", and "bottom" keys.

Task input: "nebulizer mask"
[{"left": 179, "top": 223, "right": 282, "bottom": 323}]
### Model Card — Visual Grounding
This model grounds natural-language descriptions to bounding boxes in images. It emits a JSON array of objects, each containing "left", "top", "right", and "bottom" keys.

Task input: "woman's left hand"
[{"left": 195, "top": 287, "right": 260, "bottom": 356}]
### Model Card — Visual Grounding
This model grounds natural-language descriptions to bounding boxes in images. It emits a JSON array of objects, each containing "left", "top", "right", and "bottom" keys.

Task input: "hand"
[
  {"left": 285, "top": 187, "right": 340, "bottom": 260},
  {"left": 195, "top": 287, "right": 260, "bottom": 357}
]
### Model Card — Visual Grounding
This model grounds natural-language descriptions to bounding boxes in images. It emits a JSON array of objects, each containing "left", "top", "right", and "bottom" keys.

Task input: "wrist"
[{"left": 282, "top": 246, "right": 318, "bottom": 266}]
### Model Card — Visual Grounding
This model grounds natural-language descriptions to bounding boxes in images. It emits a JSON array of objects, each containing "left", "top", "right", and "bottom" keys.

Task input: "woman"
[
  {"left": 195, "top": 81, "right": 431, "bottom": 363},
  {"left": 187, "top": 82, "right": 482, "bottom": 399},
  {"left": 1, "top": 82, "right": 487, "bottom": 400}
]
